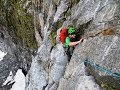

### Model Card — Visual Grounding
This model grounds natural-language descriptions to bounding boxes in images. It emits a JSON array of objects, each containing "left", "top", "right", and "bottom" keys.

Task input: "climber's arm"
[{"left": 69, "top": 39, "right": 84, "bottom": 46}]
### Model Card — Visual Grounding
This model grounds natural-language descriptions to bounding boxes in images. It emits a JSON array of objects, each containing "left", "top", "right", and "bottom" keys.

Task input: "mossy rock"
[
  {"left": 50, "top": 31, "right": 57, "bottom": 46},
  {"left": 0, "top": 0, "right": 37, "bottom": 49},
  {"left": 70, "top": 0, "right": 80, "bottom": 6},
  {"left": 97, "top": 76, "right": 120, "bottom": 90}
]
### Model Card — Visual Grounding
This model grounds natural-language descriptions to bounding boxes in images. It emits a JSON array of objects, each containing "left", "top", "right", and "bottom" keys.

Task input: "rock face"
[
  {"left": 0, "top": 0, "right": 37, "bottom": 48},
  {"left": 0, "top": 27, "right": 32, "bottom": 89},
  {"left": 27, "top": 0, "right": 120, "bottom": 90},
  {"left": 0, "top": 0, "right": 36, "bottom": 89},
  {"left": 0, "top": 0, "right": 120, "bottom": 90},
  {"left": 58, "top": 63, "right": 104, "bottom": 90},
  {"left": 26, "top": 43, "right": 68, "bottom": 90},
  {"left": 45, "top": 44, "right": 68, "bottom": 90},
  {"left": 26, "top": 40, "right": 53, "bottom": 90},
  {"left": 58, "top": 35, "right": 120, "bottom": 90}
]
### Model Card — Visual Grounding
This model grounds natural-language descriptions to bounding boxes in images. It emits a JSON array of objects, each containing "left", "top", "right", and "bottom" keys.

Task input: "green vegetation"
[
  {"left": 57, "top": 21, "right": 63, "bottom": 30},
  {"left": 71, "top": 0, "right": 80, "bottom": 6},
  {"left": 0, "top": 0, "right": 7, "bottom": 25},
  {"left": 65, "top": 11, "right": 71, "bottom": 17},
  {"left": 0, "top": 0, "right": 37, "bottom": 49},
  {"left": 98, "top": 77, "right": 120, "bottom": 90},
  {"left": 50, "top": 31, "right": 57, "bottom": 46}
]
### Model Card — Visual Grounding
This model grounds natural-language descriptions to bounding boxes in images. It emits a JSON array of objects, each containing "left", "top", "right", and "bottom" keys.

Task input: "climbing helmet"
[{"left": 68, "top": 27, "right": 76, "bottom": 34}]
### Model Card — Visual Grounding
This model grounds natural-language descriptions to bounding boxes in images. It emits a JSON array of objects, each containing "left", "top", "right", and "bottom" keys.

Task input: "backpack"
[{"left": 59, "top": 28, "right": 68, "bottom": 43}]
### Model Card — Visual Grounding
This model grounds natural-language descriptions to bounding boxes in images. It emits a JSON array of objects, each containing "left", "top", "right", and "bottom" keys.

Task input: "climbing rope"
[
  {"left": 84, "top": 60, "right": 120, "bottom": 78},
  {"left": 73, "top": 53, "right": 120, "bottom": 78}
]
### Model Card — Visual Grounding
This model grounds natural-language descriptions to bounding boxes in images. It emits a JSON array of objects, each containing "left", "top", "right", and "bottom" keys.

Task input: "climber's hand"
[{"left": 79, "top": 38, "right": 84, "bottom": 42}]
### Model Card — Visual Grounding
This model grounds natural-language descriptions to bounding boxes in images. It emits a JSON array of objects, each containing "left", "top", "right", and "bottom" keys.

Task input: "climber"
[{"left": 65, "top": 27, "right": 83, "bottom": 59}]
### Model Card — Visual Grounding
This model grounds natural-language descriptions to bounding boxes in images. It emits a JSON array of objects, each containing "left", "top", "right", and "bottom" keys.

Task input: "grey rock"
[
  {"left": 53, "top": 0, "right": 69, "bottom": 22},
  {"left": 1, "top": 0, "right": 120, "bottom": 89},
  {"left": 69, "top": 0, "right": 120, "bottom": 33},
  {"left": 50, "top": 44, "right": 68, "bottom": 82},
  {"left": 59, "top": 35, "right": 120, "bottom": 89},
  {"left": 74, "top": 35, "right": 120, "bottom": 74},
  {"left": 45, "top": 44, "right": 68, "bottom": 90},
  {"left": 27, "top": 0, "right": 120, "bottom": 89},
  {"left": 26, "top": 37, "right": 53, "bottom": 90},
  {"left": 26, "top": 57, "right": 47, "bottom": 90},
  {"left": 58, "top": 63, "right": 104, "bottom": 90},
  {"left": 0, "top": 27, "right": 32, "bottom": 89}
]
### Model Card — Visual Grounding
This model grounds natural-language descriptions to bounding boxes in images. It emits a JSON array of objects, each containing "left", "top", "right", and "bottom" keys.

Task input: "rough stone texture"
[
  {"left": 65, "top": 0, "right": 120, "bottom": 34},
  {"left": 53, "top": 0, "right": 69, "bottom": 22},
  {"left": 45, "top": 44, "right": 68, "bottom": 90},
  {"left": 26, "top": 0, "right": 120, "bottom": 90},
  {"left": 26, "top": 42, "right": 68, "bottom": 90},
  {"left": 58, "top": 63, "right": 104, "bottom": 90},
  {"left": 73, "top": 35, "right": 120, "bottom": 74},
  {"left": 26, "top": 38, "right": 52, "bottom": 90},
  {"left": 58, "top": 35, "right": 120, "bottom": 90},
  {"left": 0, "top": 27, "right": 32, "bottom": 90},
  {"left": 50, "top": 44, "right": 68, "bottom": 82},
  {"left": 25, "top": 57, "right": 48, "bottom": 90},
  {"left": 1, "top": 0, "right": 120, "bottom": 90}
]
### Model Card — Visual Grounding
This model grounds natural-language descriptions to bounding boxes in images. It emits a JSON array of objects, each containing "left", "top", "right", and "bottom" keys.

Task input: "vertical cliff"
[
  {"left": 26, "top": 0, "right": 120, "bottom": 90},
  {"left": 0, "top": 0, "right": 36, "bottom": 89},
  {"left": 0, "top": 0, "right": 120, "bottom": 90}
]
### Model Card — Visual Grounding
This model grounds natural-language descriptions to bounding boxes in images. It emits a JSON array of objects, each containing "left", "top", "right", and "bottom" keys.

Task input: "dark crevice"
[
  {"left": 20, "top": 68, "right": 27, "bottom": 76},
  {"left": 78, "top": 20, "right": 93, "bottom": 31},
  {"left": 50, "top": 46, "right": 54, "bottom": 53},
  {"left": 0, "top": 32, "right": 4, "bottom": 39},
  {"left": 75, "top": 20, "right": 93, "bottom": 40},
  {"left": 43, "top": 83, "right": 48, "bottom": 90},
  {"left": 38, "top": 29, "right": 43, "bottom": 40}
]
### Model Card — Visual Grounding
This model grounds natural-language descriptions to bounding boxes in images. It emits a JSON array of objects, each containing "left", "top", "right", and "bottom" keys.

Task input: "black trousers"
[{"left": 64, "top": 46, "right": 74, "bottom": 61}]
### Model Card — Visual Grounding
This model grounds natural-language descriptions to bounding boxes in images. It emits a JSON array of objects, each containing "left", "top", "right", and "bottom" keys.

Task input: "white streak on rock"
[{"left": 0, "top": 50, "right": 7, "bottom": 61}]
